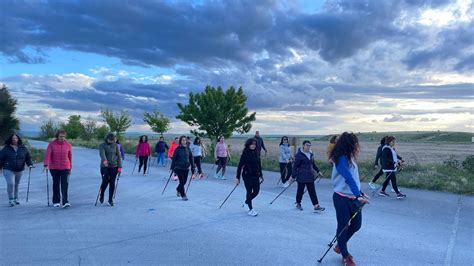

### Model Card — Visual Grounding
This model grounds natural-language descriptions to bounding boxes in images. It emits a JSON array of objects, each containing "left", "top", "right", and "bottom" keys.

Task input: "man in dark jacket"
[
  {"left": 155, "top": 136, "right": 169, "bottom": 167},
  {"left": 290, "top": 140, "right": 325, "bottom": 212},
  {"left": 254, "top": 131, "right": 267, "bottom": 156}
]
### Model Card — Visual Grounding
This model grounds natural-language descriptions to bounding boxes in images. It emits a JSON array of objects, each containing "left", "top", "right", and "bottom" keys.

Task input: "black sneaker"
[
  {"left": 99, "top": 194, "right": 104, "bottom": 204},
  {"left": 295, "top": 203, "right": 303, "bottom": 211},
  {"left": 182, "top": 196, "right": 188, "bottom": 201},
  {"left": 314, "top": 206, "right": 325, "bottom": 213},
  {"left": 379, "top": 191, "right": 390, "bottom": 197},
  {"left": 108, "top": 201, "right": 114, "bottom": 206},
  {"left": 396, "top": 193, "right": 406, "bottom": 199}
]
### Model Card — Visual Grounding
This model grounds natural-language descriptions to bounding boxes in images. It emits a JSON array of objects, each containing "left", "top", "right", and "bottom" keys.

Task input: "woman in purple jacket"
[{"left": 290, "top": 140, "right": 325, "bottom": 213}]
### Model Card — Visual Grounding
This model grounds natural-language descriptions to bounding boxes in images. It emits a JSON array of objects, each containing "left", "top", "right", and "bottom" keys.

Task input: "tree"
[
  {"left": 83, "top": 117, "right": 97, "bottom": 141},
  {"left": 100, "top": 108, "right": 132, "bottom": 138},
  {"left": 0, "top": 84, "right": 20, "bottom": 142},
  {"left": 95, "top": 124, "right": 110, "bottom": 140},
  {"left": 176, "top": 85, "right": 256, "bottom": 142},
  {"left": 61, "top": 115, "right": 85, "bottom": 139},
  {"left": 143, "top": 111, "right": 171, "bottom": 137},
  {"left": 39, "top": 119, "right": 58, "bottom": 140}
]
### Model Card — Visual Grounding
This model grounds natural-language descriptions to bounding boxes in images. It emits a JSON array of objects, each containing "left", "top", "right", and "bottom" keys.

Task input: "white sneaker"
[
  {"left": 63, "top": 203, "right": 71, "bottom": 208},
  {"left": 214, "top": 173, "right": 220, "bottom": 179},
  {"left": 281, "top": 182, "right": 289, "bottom": 188},
  {"left": 53, "top": 203, "right": 61, "bottom": 207},
  {"left": 391, "top": 188, "right": 399, "bottom": 193},
  {"left": 248, "top": 209, "right": 258, "bottom": 217},
  {"left": 368, "top": 182, "right": 376, "bottom": 190},
  {"left": 220, "top": 175, "right": 226, "bottom": 180}
]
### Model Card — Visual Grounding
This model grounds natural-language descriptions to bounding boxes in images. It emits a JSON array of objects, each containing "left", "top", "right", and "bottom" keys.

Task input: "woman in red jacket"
[
  {"left": 136, "top": 135, "right": 152, "bottom": 176},
  {"left": 44, "top": 129, "right": 73, "bottom": 208}
]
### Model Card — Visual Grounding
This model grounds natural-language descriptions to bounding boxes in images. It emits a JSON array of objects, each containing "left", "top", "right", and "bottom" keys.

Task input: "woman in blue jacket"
[{"left": 290, "top": 140, "right": 325, "bottom": 212}]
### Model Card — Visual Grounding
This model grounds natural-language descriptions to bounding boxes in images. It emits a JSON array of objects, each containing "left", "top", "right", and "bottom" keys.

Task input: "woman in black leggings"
[
  {"left": 235, "top": 138, "right": 263, "bottom": 217},
  {"left": 170, "top": 136, "right": 195, "bottom": 201}
]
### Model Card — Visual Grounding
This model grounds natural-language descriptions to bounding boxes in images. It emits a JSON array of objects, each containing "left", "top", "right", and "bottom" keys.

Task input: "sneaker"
[
  {"left": 396, "top": 193, "right": 406, "bottom": 199},
  {"left": 14, "top": 198, "right": 20, "bottom": 205},
  {"left": 99, "top": 194, "right": 104, "bottom": 204},
  {"left": 53, "top": 203, "right": 61, "bottom": 207},
  {"left": 342, "top": 255, "right": 356, "bottom": 266},
  {"left": 192, "top": 174, "right": 197, "bottom": 179},
  {"left": 333, "top": 244, "right": 341, "bottom": 254},
  {"left": 8, "top": 200, "right": 15, "bottom": 207},
  {"left": 368, "top": 182, "right": 376, "bottom": 190},
  {"left": 108, "top": 201, "right": 114, "bottom": 206},
  {"left": 220, "top": 175, "right": 226, "bottom": 180},
  {"left": 281, "top": 182, "right": 289, "bottom": 188},
  {"left": 295, "top": 203, "right": 303, "bottom": 211},
  {"left": 63, "top": 203, "right": 71, "bottom": 208},
  {"left": 248, "top": 209, "right": 258, "bottom": 217},
  {"left": 314, "top": 205, "right": 325, "bottom": 213},
  {"left": 379, "top": 191, "right": 390, "bottom": 197},
  {"left": 214, "top": 173, "right": 220, "bottom": 179},
  {"left": 199, "top": 173, "right": 204, "bottom": 179},
  {"left": 173, "top": 175, "right": 178, "bottom": 181},
  {"left": 177, "top": 190, "right": 181, "bottom": 197},
  {"left": 182, "top": 195, "right": 188, "bottom": 201}
]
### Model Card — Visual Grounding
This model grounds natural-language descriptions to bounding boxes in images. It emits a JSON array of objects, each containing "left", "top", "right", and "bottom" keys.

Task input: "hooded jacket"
[
  {"left": 99, "top": 139, "right": 122, "bottom": 168},
  {"left": 136, "top": 142, "right": 151, "bottom": 157},
  {"left": 0, "top": 145, "right": 33, "bottom": 172},
  {"left": 292, "top": 148, "right": 320, "bottom": 183},
  {"left": 155, "top": 141, "right": 169, "bottom": 153},
  {"left": 236, "top": 148, "right": 262, "bottom": 180},
  {"left": 168, "top": 140, "right": 178, "bottom": 158}
]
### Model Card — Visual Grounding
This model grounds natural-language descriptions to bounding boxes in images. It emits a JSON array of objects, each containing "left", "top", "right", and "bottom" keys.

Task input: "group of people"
[{"left": 0, "top": 128, "right": 408, "bottom": 266}]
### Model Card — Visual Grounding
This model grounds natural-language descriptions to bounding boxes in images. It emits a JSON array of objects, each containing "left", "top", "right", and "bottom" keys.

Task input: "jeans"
[
  {"left": 333, "top": 192, "right": 362, "bottom": 257},
  {"left": 156, "top": 152, "right": 166, "bottom": 167},
  {"left": 100, "top": 167, "right": 118, "bottom": 202},
  {"left": 50, "top": 169, "right": 70, "bottom": 204},
  {"left": 3, "top": 170, "right": 22, "bottom": 200},
  {"left": 243, "top": 177, "right": 260, "bottom": 210}
]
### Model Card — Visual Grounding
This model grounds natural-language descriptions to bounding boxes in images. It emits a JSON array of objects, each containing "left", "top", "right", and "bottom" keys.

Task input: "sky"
[{"left": 1, "top": 0, "right": 473, "bottom": 135}]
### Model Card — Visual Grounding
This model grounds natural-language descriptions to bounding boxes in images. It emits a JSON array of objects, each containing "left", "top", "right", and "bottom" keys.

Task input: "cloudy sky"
[{"left": 1, "top": 0, "right": 473, "bottom": 135}]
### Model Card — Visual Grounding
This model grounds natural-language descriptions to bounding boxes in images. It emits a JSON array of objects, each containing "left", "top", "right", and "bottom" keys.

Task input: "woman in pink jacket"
[
  {"left": 214, "top": 136, "right": 230, "bottom": 180},
  {"left": 136, "top": 135, "right": 152, "bottom": 176},
  {"left": 44, "top": 129, "right": 73, "bottom": 208}
]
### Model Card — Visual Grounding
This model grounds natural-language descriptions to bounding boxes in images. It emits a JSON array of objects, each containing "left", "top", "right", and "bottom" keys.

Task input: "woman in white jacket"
[{"left": 278, "top": 136, "right": 292, "bottom": 188}]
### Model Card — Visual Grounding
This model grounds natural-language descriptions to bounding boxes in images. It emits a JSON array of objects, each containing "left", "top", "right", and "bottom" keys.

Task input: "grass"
[{"left": 316, "top": 131, "right": 474, "bottom": 143}]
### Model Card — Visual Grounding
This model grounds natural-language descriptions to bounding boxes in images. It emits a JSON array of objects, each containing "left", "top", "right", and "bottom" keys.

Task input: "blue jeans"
[{"left": 156, "top": 152, "right": 166, "bottom": 166}]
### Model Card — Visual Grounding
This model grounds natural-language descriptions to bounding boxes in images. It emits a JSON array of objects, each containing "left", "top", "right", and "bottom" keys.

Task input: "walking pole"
[
  {"left": 186, "top": 171, "right": 193, "bottom": 194},
  {"left": 270, "top": 180, "right": 295, "bottom": 204},
  {"left": 146, "top": 157, "right": 151, "bottom": 175},
  {"left": 26, "top": 167, "right": 32, "bottom": 202},
  {"left": 94, "top": 182, "right": 101, "bottom": 206},
  {"left": 45, "top": 169, "right": 50, "bottom": 206},
  {"left": 317, "top": 203, "right": 366, "bottom": 263},
  {"left": 131, "top": 157, "right": 138, "bottom": 175},
  {"left": 206, "top": 164, "right": 216, "bottom": 179},
  {"left": 219, "top": 183, "right": 239, "bottom": 209},
  {"left": 162, "top": 171, "right": 174, "bottom": 195},
  {"left": 113, "top": 172, "right": 121, "bottom": 200}
]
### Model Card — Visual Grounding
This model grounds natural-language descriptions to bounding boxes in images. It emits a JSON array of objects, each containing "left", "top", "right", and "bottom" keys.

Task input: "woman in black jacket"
[
  {"left": 170, "top": 136, "right": 195, "bottom": 201},
  {"left": 379, "top": 136, "right": 406, "bottom": 199},
  {"left": 235, "top": 138, "right": 263, "bottom": 217},
  {"left": 0, "top": 134, "right": 34, "bottom": 206},
  {"left": 291, "top": 140, "right": 325, "bottom": 213}
]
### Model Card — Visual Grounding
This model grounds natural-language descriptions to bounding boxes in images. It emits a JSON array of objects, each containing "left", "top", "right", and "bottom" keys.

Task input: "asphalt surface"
[{"left": 0, "top": 140, "right": 472, "bottom": 265}]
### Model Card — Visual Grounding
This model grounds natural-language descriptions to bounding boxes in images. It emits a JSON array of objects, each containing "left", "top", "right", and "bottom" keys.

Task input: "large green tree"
[
  {"left": 0, "top": 84, "right": 20, "bottom": 142},
  {"left": 61, "top": 115, "right": 85, "bottom": 139},
  {"left": 176, "top": 85, "right": 256, "bottom": 142},
  {"left": 143, "top": 111, "right": 171, "bottom": 137},
  {"left": 82, "top": 117, "right": 97, "bottom": 141},
  {"left": 100, "top": 108, "right": 132, "bottom": 138}
]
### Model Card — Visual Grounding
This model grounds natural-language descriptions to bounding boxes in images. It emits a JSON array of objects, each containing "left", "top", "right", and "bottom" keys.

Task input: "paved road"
[{"left": 0, "top": 140, "right": 472, "bottom": 265}]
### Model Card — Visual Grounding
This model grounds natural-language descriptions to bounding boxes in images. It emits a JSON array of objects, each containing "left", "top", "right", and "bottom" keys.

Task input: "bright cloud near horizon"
[{"left": 1, "top": 0, "right": 473, "bottom": 135}]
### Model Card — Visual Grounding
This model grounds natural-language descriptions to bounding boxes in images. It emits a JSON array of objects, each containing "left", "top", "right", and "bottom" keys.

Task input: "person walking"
[
  {"left": 0, "top": 133, "right": 34, "bottom": 206},
  {"left": 329, "top": 132, "right": 370, "bottom": 266},
  {"left": 291, "top": 140, "right": 325, "bottom": 213},
  {"left": 368, "top": 136, "right": 387, "bottom": 190},
  {"left": 44, "top": 129, "right": 73, "bottom": 208},
  {"left": 168, "top": 137, "right": 179, "bottom": 181},
  {"left": 170, "top": 136, "right": 195, "bottom": 201},
  {"left": 190, "top": 137, "right": 204, "bottom": 179},
  {"left": 135, "top": 135, "right": 151, "bottom": 176},
  {"left": 278, "top": 136, "right": 292, "bottom": 188},
  {"left": 214, "top": 136, "right": 230, "bottom": 180},
  {"left": 155, "top": 136, "right": 169, "bottom": 167},
  {"left": 116, "top": 139, "right": 125, "bottom": 161},
  {"left": 235, "top": 138, "right": 263, "bottom": 217},
  {"left": 326, "top": 135, "right": 338, "bottom": 161},
  {"left": 99, "top": 133, "right": 122, "bottom": 206},
  {"left": 379, "top": 136, "right": 406, "bottom": 199},
  {"left": 254, "top": 131, "right": 267, "bottom": 156}
]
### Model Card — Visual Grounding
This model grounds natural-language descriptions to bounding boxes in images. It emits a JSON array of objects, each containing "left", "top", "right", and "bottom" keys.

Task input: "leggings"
[
  {"left": 175, "top": 169, "right": 189, "bottom": 197},
  {"left": 216, "top": 157, "right": 227, "bottom": 176},
  {"left": 194, "top": 156, "right": 202, "bottom": 174},
  {"left": 279, "top": 162, "right": 292, "bottom": 183},
  {"left": 371, "top": 168, "right": 383, "bottom": 183},
  {"left": 3, "top": 170, "right": 22, "bottom": 200},
  {"left": 100, "top": 167, "right": 118, "bottom": 202},
  {"left": 138, "top": 156, "right": 149, "bottom": 174},
  {"left": 243, "top": 177, "right": 260, "bottom": 210},
  {"left": 382, "top": 171, "right": 400, "bottom": 193},
  {"left": 333, "top": 193, "right": 362, "bottom": 257},
  {"left": 296, "top": 182, "right": 319, "bottom": 205}
]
